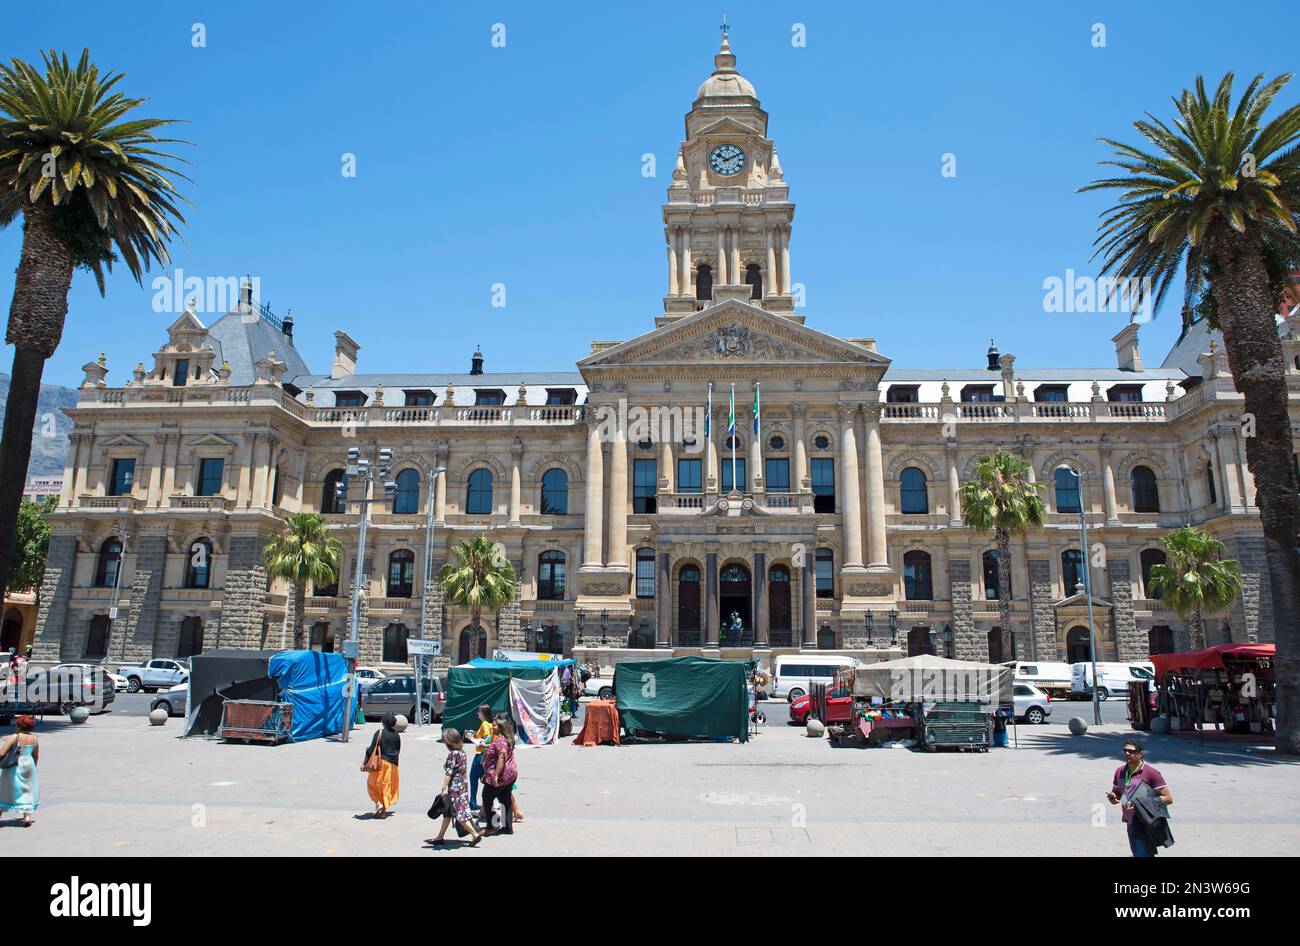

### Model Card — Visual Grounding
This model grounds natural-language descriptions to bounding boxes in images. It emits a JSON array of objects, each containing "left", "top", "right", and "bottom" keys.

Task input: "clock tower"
[{"left": 660, "top": 32, "right": 797, "bottom": 324}]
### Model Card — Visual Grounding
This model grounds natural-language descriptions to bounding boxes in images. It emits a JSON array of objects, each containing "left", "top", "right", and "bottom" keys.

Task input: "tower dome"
[{"left": 694, "top": 33, "right": 758, "bottom": 102}]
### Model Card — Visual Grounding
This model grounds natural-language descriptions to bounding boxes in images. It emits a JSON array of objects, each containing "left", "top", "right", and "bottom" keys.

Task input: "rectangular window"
[
  {"left": 815, "top": 548, "right": 834, "bottom": 599},
  {"left": 721, "top": 458, "right": 746, "bottom": 493},
  {"left": 811, "top": 458, "right": 835, "bottom": 513},
  {"left": 886, "top": 385, "right": 919, "bottom": 403},
  {"left": 764, "top": 458, "right": 791, "bottom": 492},
  {"left": 197, "top": 458, "right": 225, "bottom": 497},
  {"left": 334, "top": 391, "right": 366, "bottom": 407},
  {"left": 109, "top": 459, "right": 136, "bottom": 496},
  {"left": 635, "top": 550, "right": 656, "bottom": 598},
  {"left": 961, "top": 385, "right": 997, "bottom": 403},
  {"left": 1107, "top": 385, "right": 1143, "bottom": 402},
  {"left": 633, "top": 459, "right": 658, "bottom": 513},
  {"left": 173, "top": 359, "right": 189, "bottom": 387},
  {"left": 677, "top": 458, "right": 702, "bottom": 493},
  {"left": 474, "top": 389, "right": 505, "bottom": 406},
  {"left": 403, "top": 390, "right": 434, "bottom": 406},
  {"left": 544, "top": 388, "right": 577, "bottom": 405},
  {"left": 1034, "top": 385, "right": 1069, "bottom": 402}
]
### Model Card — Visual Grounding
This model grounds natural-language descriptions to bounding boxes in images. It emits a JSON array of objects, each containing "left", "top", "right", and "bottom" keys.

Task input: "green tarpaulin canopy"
[
  {"left": 442, "top": 659, "right": 575, "bottom": 735},
  {"left": 614, "top": 655, "right": 749, "bottom": 742}
]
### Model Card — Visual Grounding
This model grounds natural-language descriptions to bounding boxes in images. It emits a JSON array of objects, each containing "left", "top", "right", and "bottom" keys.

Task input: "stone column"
[
  {"left": 765, "top": 230, "right": 777, "bottom": 297},
  {"left": 753, "top": 549, "right": 768, "bottom": 646},
  {"left": 656, "top": 550, "right": 672, "bottom": 647},
  {"left": 1029, "top": 559, "right": 1056, "bottom": 660},
  {"left": 792, "top": 403, "right": 808, "bottom": 490},
  {"left": 160, "top": 434, "right": 179, "bottom": 505},
  {"left": 801, "top": 557, "right": 816, "bottom": 648},
  {"left": 433, "top": 460, "right": 447, "bottom": 525},
  {"left": 716, "top": 229, "right": 728, "bottom": 285},
  {"left": 122, "top": 531, "right": 168, "bottom": 663},
  {"left": 949, "top": 558, "right": 978, "bottom": 660},
  {"left": 251, "top": 435, "right": 274, "bottom": 509},
  {"left": 1213, "top": 427, "right": 1243, "bottom": 510},
  {"left": 947, "top": 444, "right": 962, "bottom": 526},
  {"left": 1102, "top": 450, "right": 1120, "bottom": 526},
  {"left": 838, "top": 404, "right": 865, "bottom": 569},
  {"left": 730, "top": 228, "right": 741, "bottom": 286},
  {"left": 1234, "top": 429, "right": 1256, "bottom": 507},
  {"left": 667, "top": 235, "right": 679, "bottom": 296},
  {"left": 705, "top": 550, "right": 719, "bottom": 646},
  {"left": 607, "top": 416, "right": 628, "bottom": 568},
  {"left": 509, "top": 439, "right": 523, "bottom": 525},
  {"left": 583, "top": 422, "right": 604, "bottom": 567},
  {"left": 660, "top": 439, "right": 674, "bottom": 495},
  {"left": 864, "top": 406, "right": 889, "bottom": 568},
  {"left": 779, "top": 227, "right": 791, "bottom": 295},
  {"left": 32, "top": 533, "right": 77, "bottom": 661},
  {"left": 66, "top": 432, "right": 87, "bottom": 503},
  {"left": 237, "top": 433, "right": 257, "bottom": 507},
  {"left": 143, "top": 434, "right": 166, "bottom": 507},
  {"left": 681, "top": 232, "right": 692, "bottom": 296},
  {"left": 222, "top": 533, "right": 270, "bottom": 649},
  {"left": 1109, "top": 559, "right": 1142, "bottom": 661}
]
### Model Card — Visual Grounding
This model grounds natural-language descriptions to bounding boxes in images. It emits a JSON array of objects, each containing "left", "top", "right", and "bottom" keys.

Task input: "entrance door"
[
  {"left": 459, "top": 625, "right": 487, "bottom": 664},
  {"left": 1, "top": 609, "right": 22, "bottom": 652},
  {"left": 677, "top": 566, "right": 701, "bottom": 644},
  {"left": 719, "top": 563, "right": 752, "bottom": 641},
  {"left": 1066, "top": 625, "right": 1090, "bottom": 664},
  {"left": 177, "top": 617, "right": 204, "bottom": 658},
  {"left": 768, "top": 566, "right": 792, "bottom": 635}
]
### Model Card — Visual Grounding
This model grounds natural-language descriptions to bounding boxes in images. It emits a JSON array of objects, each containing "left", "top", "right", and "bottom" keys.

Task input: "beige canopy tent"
[{"left": 851, "top": 653, "right": 1013, "bottom": 706}]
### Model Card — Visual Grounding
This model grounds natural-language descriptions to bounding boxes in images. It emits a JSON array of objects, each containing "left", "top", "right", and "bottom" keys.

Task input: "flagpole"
[
  {"left": 730, "top": 383, "right": 736, "bottom": 492},
  {"left": 706, "top": 382, "right": 713, "bottom": 489},
  {"left": 754, "top": 381, "right": 760, "bottom": 492}
]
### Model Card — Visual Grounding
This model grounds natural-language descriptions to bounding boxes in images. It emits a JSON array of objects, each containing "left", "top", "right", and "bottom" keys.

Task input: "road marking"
[{"left": 210, "top": 781, "right": 238, "bottom": 787}]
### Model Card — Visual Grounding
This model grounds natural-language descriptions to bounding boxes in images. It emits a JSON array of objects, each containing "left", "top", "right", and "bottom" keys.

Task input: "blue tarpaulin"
[{"left": 268, "top": 650, "right": 349, "bottom": 742}]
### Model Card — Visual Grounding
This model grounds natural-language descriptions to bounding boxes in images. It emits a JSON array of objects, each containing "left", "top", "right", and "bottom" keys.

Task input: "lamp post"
[
  {"left": 521, "top": 617, "right": 533, "bottom": 653},
  {"left": 864, "top": 609, "right": 874, "bottom": 648},
  {"left": 888, "top": 609, "right": 899, "bottom": 648},
  {"left": 414, "top": 464, "right": 447, "bottom": 728},
  {"left": 109, "top": 532, "right": 128, "bottom": 661},
  {"left": 339, "top": 446, "right": 396, "bottom": 743},
  {"left": 1057, "top": 464, "right": 1102, "bottom": 726},
  {"left": 600, "top": 609, "right": 609, "bottom": 646}
]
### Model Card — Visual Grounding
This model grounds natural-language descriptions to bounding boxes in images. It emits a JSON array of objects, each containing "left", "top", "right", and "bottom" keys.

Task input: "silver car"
[
  {"left": 360, "top": 674, "right": 446, "bottom": 724},
  {"left": 150, "top": 683, "right": 188, "bottom": 717}
]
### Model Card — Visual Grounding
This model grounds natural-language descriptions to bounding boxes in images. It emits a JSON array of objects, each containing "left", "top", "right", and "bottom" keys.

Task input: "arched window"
[
  {"left": 1066, "top": 625, "right": 1090, "bottom": 664},
  {"left": 1054, "top": 467, "right": 1081, "bottom": 514},
  {"left": 184, "top": 538, "right": 213, "bottom": 589},
  {"left": 1140, "top": 548, "right": 1167, "bottom": 599},
  {"left": 900, "top": 467, "right": 928, "bottom": 514},
  {"left": 635, "top": 548, "right": 655, "bottom": 598},
  {"left": 815, "top": 548, "right": 834, "bottom": 599},
  {"left": 392, "top": 469, "right": 420, "bottom": 514},
  {"left": 903, "top": 550, "right": 933, "bottom": 600},
  {"left": 95, "top": 538, "right": 123, "bottom": 588},
  {"left": 982, "top": 550, "right": 1010, "bottom": 600},
  {"left": 1131, "top": 465, "right": 1159, "bottom": 513},
  {"left": 541, "top": 468, "right": 568, "bottom": 515},
  {"left": 696, "top": 263, "right": 713, "bottom": 301},
  {"left": 321, "top": 468, "right": 345, "bottom": 514},
  {"left": 745, "top": 262, "right": 762, "bottom": 300},
  {"left": 383, "top": 623, "right": 410, "bottom": 663},
  {"left": 387, "top": 550, "right": 415, "bottom": 598},
  {"left": 1206, "top": 462, "right": 1217, "bottom": 506},
  {"left": 466, "top": 468, "right": 493, "bottom": 515},
  {"left": 538, "top": 550, "right": 566, "bottom": 600},
  {"left": 1062, "top": 549, "right": 1085, "bottom": 596}
]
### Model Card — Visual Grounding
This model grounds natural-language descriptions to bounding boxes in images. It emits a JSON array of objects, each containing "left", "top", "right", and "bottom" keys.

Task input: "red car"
[{"left": 789, "top": 687, "right": 854, "bottom": 725}]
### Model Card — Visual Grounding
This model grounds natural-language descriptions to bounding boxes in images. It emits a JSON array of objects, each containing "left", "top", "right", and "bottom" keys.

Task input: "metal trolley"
[
  {"left": 922, "top": 701, "right": 991, "bottom": 752},
  {"left": 218, "top": 699, "right": 293, "bottom": 744}
]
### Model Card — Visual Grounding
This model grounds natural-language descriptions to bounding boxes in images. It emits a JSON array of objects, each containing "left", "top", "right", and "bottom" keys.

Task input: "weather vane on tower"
[{"left": 719, "top": 14, "right": 729, "bottom": 40}]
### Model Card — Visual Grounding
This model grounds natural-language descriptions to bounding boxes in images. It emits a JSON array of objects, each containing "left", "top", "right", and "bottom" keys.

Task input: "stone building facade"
[{"left": 32, "top": 37, "right": 1298, "bottom": 672}]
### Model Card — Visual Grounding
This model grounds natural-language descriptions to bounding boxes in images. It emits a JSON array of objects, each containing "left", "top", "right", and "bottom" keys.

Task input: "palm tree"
[
  {"left": 0, "top": 49, "right": 189, "bottom": 602},
  {"left": 263, "top": 513, "right": 342, "bottom": 650},
  {"left": 1081, "top": 73, "right": 1300, "bottom": 753},
  {"left": 439, "top": 536, "right": 516, "bottom": 660},
  {"left": 959, "top": 453, "right": 1047, "bottom": 662},
  {"left": 1147, "top": 527, "right": 1243, "bottom": 651}
]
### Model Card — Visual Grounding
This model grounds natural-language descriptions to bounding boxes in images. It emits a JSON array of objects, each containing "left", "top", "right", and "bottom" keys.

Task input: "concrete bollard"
[
  {"left": 69, "top": 706, "right": 90, "bottom": 724},
  {"left": 394, "top": 714, "right": 409, "bottom": 733},
  {"left": 149, "top": 708, "right": 169, "bottom": 726},
  {"left": 1068, "top": 717, "right": 1088, "bottom": 735},
  {"left": 806, "top": 718, "right": 825, "bottom": 738}
]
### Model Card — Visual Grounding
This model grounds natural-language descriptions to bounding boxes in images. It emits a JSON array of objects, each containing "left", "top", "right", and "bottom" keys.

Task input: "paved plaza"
[{"left": 4, "top": 708, "right": 1297, "bottom": 856}]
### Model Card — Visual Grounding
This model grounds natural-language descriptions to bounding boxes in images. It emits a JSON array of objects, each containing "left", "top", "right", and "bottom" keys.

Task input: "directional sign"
[{"left": 406, "top": 639, "right": 442, "bottom": 657}]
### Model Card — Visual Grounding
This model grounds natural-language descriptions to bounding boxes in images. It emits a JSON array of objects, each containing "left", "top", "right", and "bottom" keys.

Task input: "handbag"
[
  {"left": 0, "top": 735, "right": 19, "bottom": 770},
  {"left": 426, "top": 793, "right": 447, "bottom": 820},
  {"left": 360, "top": 732, "right": 383, "bottom": 772}
]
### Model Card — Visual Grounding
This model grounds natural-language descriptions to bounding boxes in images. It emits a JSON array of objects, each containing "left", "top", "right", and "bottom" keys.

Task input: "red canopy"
[{"left": 1151, "top": 643, "right": 1276, "bottom": 678}]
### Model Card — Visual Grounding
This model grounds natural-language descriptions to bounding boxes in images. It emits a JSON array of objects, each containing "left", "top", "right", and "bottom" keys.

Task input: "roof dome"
[{"left": 694, "top": 34, "right": 757, "bottom": 101}]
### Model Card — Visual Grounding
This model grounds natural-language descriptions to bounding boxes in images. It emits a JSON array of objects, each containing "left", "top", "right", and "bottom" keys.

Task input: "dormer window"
[
  {"left": 544, "top": 388, "right": 577, "bottom": 405},
  {"left": 960, "top": 385, "right": 998, "bottom": 403},
  {"left": 173, "top": 358, "right": 190, "bottom": 387},
  {"left": 1107, "top": 384, "right": 1143, "bottom": 402},
  {"left": 403, "top": 390, "right": 435, "bottom": 407},
  {"left": 886, "top": 385, "right": 919, "bottom": 403},
  {"left": 335, "top": 391, "right": 367, "bottom": 408},
  {"left": 474, "top": 389, "right": 506, "bottom": 406},
  {"left": 1034, "top": 384, "right": 1069, "bottom": 403}
]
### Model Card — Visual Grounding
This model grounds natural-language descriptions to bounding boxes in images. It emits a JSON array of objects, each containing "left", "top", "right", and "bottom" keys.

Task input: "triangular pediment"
[
  {"left": 1054, "top": 592, "right": 1113, "bottom": 610},
  {"left": 692, "top": 115, "right": 763, "bottom": 138},
  {"left": 579, "top": 298, "right": 891, "bottom": 371},
  {"left": 167, "top": 310, "right": 207, "bottom": 335},
  {"left": 184, "top": 433, "right": 238, "bottom": 449},
  {"left": 98, "top": 433, "right": 149, "bottom": 448}
]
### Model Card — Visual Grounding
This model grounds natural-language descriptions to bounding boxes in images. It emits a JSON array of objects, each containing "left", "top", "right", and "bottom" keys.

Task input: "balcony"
[
  {"left": 310, "top": 404, "right": 586, "bottom": 429},
  {"left": 169, "top": 495, "right": 230, "bottom": 512},
  {"left": 654, "top": 490, "right": 815, "bottom": 515},
  {"left": 881, "top": 401, "right": 1169, "bottom": 425},
  {"left": 80, "top": 494, "right": 139, "bottom": 512},
  {"left": 370, "top": 597, "right": 417, "bottom": 613}
]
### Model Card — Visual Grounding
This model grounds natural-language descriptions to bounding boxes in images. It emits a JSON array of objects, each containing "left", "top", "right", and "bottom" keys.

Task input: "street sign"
[
  {"left": 341, "top": 640, "right": 360, "bottom": 660},
  {"left": 406, "top": 639, "right": 441, "bottom": 656},
  {"left": 109, "top": 607, "right": 118, "bottom": 620}
]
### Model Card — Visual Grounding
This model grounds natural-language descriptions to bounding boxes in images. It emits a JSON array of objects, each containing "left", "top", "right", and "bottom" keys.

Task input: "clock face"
[{"left": 709, "top": 143, "right": 746, "bottom": 176}]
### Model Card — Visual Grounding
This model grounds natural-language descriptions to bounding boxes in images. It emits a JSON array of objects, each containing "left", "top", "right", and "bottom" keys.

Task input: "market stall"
[
  {"left": 613, "top": 655, "right": 749, "bottom": 743},
  {"left": 442, "top": 657, "right": 579, "bottom": 745},
  {"left": 1150, "top": 643, "right": 1276, "bottom": 735}
]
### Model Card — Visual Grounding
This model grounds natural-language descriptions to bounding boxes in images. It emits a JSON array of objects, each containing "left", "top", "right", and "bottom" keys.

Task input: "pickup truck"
[{"left": 117, "top": 658, "right": 189, "bottom": 693}]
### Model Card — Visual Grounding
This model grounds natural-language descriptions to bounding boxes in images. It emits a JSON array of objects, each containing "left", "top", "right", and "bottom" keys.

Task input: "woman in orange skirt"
[{"left": 363, "top": 713, "right": 401, "bottom": 816}]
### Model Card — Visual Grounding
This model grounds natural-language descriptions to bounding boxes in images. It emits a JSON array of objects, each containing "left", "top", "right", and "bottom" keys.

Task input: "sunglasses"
[{"left": 1122, "top": 748, "right": 1141, "bottom": 755}]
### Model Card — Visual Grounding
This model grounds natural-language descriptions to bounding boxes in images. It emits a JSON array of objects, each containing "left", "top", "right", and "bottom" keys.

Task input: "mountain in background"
[{"left": 0, "top": 372, "right": 77, "bottom": 477}]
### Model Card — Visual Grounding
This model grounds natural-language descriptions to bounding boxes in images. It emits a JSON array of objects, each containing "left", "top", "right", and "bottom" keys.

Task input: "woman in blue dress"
[{"left": 0, "top": 715, "right": 40, "bottom": 826}]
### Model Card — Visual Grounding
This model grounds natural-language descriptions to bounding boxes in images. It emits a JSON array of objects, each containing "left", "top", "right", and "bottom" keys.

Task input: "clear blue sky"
[{"left": 4, "top": 0, "right": 1298, "bottom": 387}]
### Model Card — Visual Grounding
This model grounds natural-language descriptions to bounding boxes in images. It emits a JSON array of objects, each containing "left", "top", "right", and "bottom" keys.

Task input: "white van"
[
  {"left": 772, "top": 654, "right": 863, "bottom": 702},
  {"left": 1003, "top": 661, "right": 1073, "bottom": 698},
  {"left": 1071, "top": 661, "right": 1156, "bottom": 700}
]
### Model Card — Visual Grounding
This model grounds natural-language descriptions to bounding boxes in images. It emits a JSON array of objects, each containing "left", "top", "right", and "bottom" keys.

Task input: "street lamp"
[
  {"left": 888, "top": 609, "right": 899, "bottom": 648},
  {"left": 521, "top": 617, "right": 533, "bottom": 652},
  {"left": 1057, "top": 464, "right": 1102, "bottom": 726},
  {"left": 864, "top": 609, "right": 874, "bottom": 648},
  {"left": 108, "top": 532, "right": 128, "bottom": 661},
  {"left": 415, "top": 464, "right": 448, "bottom": 728},
  {"left": 599, "top": 609, "right": 608, "bottom": 646},
  {"left": 338, "top": 446, "right": 396, "bottom": 743}
]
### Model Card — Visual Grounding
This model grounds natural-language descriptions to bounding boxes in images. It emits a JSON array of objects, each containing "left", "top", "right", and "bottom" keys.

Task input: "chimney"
[
  {"left": 986, "top": 340, "right": 1000, "bottom": 371},
  {"left": 470, "top": 345, "right": 484, "bottom": 376},
  {"left": 332, "top": 330, "right": 360, "bottom": 379},
  {"left": 1112, "top": 323, "right": 1143, "bottom": 372},
  {"left": 282, "top": 310, "right": 294, "bottom": 341}
]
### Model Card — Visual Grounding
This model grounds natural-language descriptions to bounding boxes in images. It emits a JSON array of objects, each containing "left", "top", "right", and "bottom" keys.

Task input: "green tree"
[
  {"left": 438, "top": 536, "right": 517, "bottom": 660},
  {"left": 959, "top": 453, "right": 1047, "bottom": 661},
  {"left": 1081, "top": 73, "right": 1300, "bottom": 753},
  {"left": 1147, "top": 527, "right": 1244, "bottom": 652},
  {"left": 0, "top": 49, "right": 189, "bottom": 612},
  {"left": 263, "top": 513, "right": 342, "bottom": 651},
  {"left": 7, "top": 496, "right": 54, "bottom": 601}
]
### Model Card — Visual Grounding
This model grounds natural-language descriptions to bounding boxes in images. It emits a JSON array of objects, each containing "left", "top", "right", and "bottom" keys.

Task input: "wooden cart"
[{"left": 219, "top": 699, "right": 293, "bottom": 744}]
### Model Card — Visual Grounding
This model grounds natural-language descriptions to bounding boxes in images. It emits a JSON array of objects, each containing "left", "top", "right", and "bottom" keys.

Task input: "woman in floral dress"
[{"left": 432, "top": 728, "right": 481, "bottom": 846}]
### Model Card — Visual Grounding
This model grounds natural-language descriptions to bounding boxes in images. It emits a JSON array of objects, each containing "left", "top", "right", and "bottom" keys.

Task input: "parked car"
[
  {"left": 772, "top": 654, "right": 864, "bottom": 702},
  {"left": 361, "top": 673, "right": 446, "bottom": 724},
  {"left": 583, "top": 674, "right": 616, "bottom": 700},
  {"left": 354, "top": 666, "right": 386, "bottom": 694},
  {"left": 1013, "top": 683, "right": 1052, "bottom": 724},
  {"left": 1003, "top": 661, "right": 1072, "bottom": 699},
  {"left": 117, "top": 658, "right": 189, "bottom": 693},
  {"left": 789, "top": 684, "right": 854, "bottom": 725},
  {"left": 150, "top": 683, "right": 188, "bottom": 717},
  {"left": 1071, "top": 661, "right": 1155, "bottom": 701},
  {"left": 49, "top": 664, "right": 117, "bottom": 714},
  {"left": 0, "top": 665, "right": 114, "bottom": 722}
]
